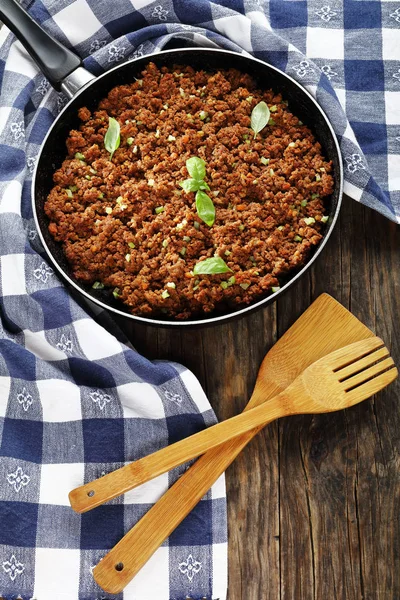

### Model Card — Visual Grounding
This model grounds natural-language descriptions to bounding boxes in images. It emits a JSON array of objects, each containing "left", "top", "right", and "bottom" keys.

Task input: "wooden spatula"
[
  {"left": 82, "top": 294, "right": 379, "bottom": 593},
  {"left": 87, "top": 336, "right": 396, "bottom": 488}
]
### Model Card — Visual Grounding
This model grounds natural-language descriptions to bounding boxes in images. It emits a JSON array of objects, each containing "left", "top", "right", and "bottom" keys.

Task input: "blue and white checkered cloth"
[{"left": 0, "top": 0, "right": 399, "bottom": 598}]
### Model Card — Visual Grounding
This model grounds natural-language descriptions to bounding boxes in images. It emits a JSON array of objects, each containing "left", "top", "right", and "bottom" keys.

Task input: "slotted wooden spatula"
[{"left": 77, "top": 295, "right": 380, "bottom": 594}]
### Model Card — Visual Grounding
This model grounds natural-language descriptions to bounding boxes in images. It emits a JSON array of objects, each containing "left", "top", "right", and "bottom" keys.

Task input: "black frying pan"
[{"left": 1, "top": 0, "right": 343, "bottom": 327}]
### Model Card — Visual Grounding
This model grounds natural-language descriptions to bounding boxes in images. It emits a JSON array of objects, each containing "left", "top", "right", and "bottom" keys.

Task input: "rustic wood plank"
[{"left": 120, "top": 194, "right": 399, "bottom": 600}]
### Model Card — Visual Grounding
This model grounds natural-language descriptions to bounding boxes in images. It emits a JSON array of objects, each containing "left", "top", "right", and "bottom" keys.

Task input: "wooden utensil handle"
[
  {"left": 70, "top": 394, "right": 286, "bottom": 514},
  {"left": 93, "top": 424, "right": 265, "bottom": 594}
]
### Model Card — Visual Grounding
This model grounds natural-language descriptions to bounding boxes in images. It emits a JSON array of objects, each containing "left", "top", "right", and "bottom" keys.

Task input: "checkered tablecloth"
[{"left": 0, "top": 0, "right": 399, "bottom": 599}]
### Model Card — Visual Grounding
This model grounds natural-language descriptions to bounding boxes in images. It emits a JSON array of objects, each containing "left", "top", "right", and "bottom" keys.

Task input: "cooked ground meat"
[{"left": 45, "top": 62, "right": 334, "bottom": 319}]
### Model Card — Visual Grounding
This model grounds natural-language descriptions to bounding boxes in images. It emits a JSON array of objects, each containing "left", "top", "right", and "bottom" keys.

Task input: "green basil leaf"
[
  {"left": 193, "top": 256, "right": 232, "bottom": 275},
  {"left": 186, "top": 156, "right": 206, "bottom": 181},
  {"left": 198, "top": 181, "right": 210, "bottom": 191},
  {"left": 104, "top": 117, "right": 120, "bottom": 159},
  {"left": 195, "top": 190, "right": 215, "bottom": 227},
  {"left": 180, "top": 178, "right": 201, "bottom": 193},
  {"left": 250, "top": 101, "right": 270, "bottom": 139}
]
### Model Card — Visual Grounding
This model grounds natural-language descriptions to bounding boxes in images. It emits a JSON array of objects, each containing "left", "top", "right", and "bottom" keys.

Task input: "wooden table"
[{"left": 119, "top": 195, "right": 399, "bottom": 600}]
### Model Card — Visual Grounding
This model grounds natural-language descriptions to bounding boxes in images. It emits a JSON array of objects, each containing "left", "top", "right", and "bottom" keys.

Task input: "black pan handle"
[{"left": 0, "top": 0, "right": 82, "bottom": 91}]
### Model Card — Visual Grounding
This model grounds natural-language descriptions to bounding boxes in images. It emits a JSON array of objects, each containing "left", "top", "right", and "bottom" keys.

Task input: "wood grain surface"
[{"left": 115, "top": 195, "right": 399, "bottom": 600}]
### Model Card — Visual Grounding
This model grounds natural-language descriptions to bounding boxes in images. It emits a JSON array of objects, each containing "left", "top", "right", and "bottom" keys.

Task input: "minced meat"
[{"left": 45, "top": 62, "right": 334, "bottom": 319}]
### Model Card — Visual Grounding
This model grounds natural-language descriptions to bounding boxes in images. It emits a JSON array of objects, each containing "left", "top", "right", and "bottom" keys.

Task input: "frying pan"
[{"left": 0, "top": 0, "right": 343, "bottom": 327}]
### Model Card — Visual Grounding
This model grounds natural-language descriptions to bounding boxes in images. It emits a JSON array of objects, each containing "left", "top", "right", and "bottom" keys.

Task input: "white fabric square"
[
  {"left": 130, "top": 0, "right": 155, "bottom": 8},
  {"left": 124, "top": 472, "right": 169, "bottom": 505},
  {"left": 0, "top": 376, "right": 11, "bottom": 417},
  {"left": 388, "top": 155, "right": 400, "bottom": 192},
  {"left": 382, "top": 28, "right": 399, "bottom": 61},
  {"left": 52, "top": 0, "right": 103, "bottom": 45},
  {"left": 33, "top": 548, "right": 80, "bottom": 600},
  {"left": 6, "top": 42, "right": 38, "bottom": 78},
  {"left": 384, "top": 92, "right": 400, "bottom": 125},
  {"left": 211, "top": 473, "right": 226, "bottom": 500},
  {"left": 0, "top": 180, "right": 22, "bottom": 215},
  {"left": 24, "top": 329, "right": 66, "bottom": 362},
  {"left": 335, "top": 88, "right": 346, "bottom": 111},
  {"left": 0, "top": 106, "right": 12, "bottom": 139},
  {"left": 247, "top": 10, "right": 272, "bottom": 30},
  {"left": 73, "top": 318, "right": 122, "bottom": 360},
  {"left": 344, "top": 181, "right": 363, "bottom": 201},
  {"left": 212, "top": 14, "right": 252, "bottom": 51},
  {"left": 306, "top": 28, "right": 344, "bottom": 59},
  {"left": 179, "top": 370, "right": 211, "bottom": 414},
  {"left": 119, "top": 382, "right": 166, "bottom": 419},
  {"left": 1, "top": 254, "right": 26, "bottom": 296},
  {"left": 124, "top": 547, "right": 169, "bottom": 600},
  {"left": 39, "top": 463, "right": 84, "bottom": 506},
  {"left": 212, "top": 542, "right": 228, "bottom": 600},
  {"left": 37, "top": 379, "right": 82, "bottom": 422}
]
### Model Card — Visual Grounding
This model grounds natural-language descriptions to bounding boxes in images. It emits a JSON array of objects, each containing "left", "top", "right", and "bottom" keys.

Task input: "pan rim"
[{"left": 32, "top": 46, "right": 343, "bottom": 327}]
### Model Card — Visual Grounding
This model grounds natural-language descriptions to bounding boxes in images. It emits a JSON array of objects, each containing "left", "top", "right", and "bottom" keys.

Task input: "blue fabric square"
[
  {"left": 351, "top": 121, "right": 387, "bottom": 154},
  {"left": 255, "top": 50, "right": 288, "bottom": 73},
  {"left": 216, "top": 0, "right": 245, "bottom": 13},
  {"left": 105, "top": 11, "right": 147, "bottom": 37},
  {"left": 344, "top": 0, "right": 382, "bottom": 29},
  {"left": 124, "top": 350, "right": 178, "bottom": 385},
  {"left": 0, "top": 340, "right": 36, "bottom": 381},
  {"left": 68, "top": 357, "right": 116, "bottom": 388},
  {"left": 80, "top": 505, "right": 125, "bottom": 549},
  {"left": 169, "top": 499, "right": 212, "bottom": 546},
  {"left": 364, "top": 177, "right": 394, "bottom": 213},
  {"left": 31, "top": 288, "right": 72, "bottom": 330},
  {"left": 21, "top": 182, "right": 33, "bottom": 220},
  {"left": 27, "top": 0, "right": 52, "bottom": 24},
  {"left": 1, "top": 418, "right": 43, "bottom": 463},
  {"left": 0, "top": 299, "right": 22, "bottom": 335},
  {"left": 0, "top": 146, "right": 25, "bottom": 181},
  {"left": 344, "top": 60, "right": 384, "bottom": 91},
  {"left": 167, "top": 413, "right": 206, "bottom": 445},
  {"left": 82, "top": 418, "right": 124, "bottom": 463},
  {"left": 173, "top": 0, "right": 213, "bottom": 24},
  {"left": 269, "top": 1, "right": 307, "bottom": 29},
  {"left": 0, "top": 501, "right": 38, "bottom": 547}
]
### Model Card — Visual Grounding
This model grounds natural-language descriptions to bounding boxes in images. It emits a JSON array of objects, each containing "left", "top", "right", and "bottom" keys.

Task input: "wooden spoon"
[{"left": 80, "top": 294, "right": 379, "bottom": 593}]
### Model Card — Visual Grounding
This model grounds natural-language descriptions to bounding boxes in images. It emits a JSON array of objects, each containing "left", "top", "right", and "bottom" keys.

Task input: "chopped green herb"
[
  {"left": 224, "top": 250, "right": 231, "bottom": 256},
  {"left": 155, "top": 206, "right": 164, "bottom": 214},
  {"left": 194, "top": 221, "right": 200, "bottom": 230},
  {"left": 288, "top": 142, "right": 296, "bottom": 148},
  {"left": 65, "top": 189, "right": 73, "bottom": 198},
  {"left": 162, "top": 239, "right": 169, "bottom": 248},
  {"left": 193, "top": 285, "right": 199, "bottom": 291},
  {"left": 304, "top": 217, "right": 316, "bottom": 226},
  {"left": 183, "top": 236, "right": 191, "bottom": 242},
  {"left": 240, "top": 283, "right": 250, "bottom": 290},
  {"left": 128, "top": 242, "right": 135, "bottom": 249},
  {"left": 113, "top": 287, "right": 120, "bottom": 299},
  {"left": 69, "top": 185, "right": 77, "bottom": 192},
  {"left": 179, "top": 247, "right": 187, "bottom": 256},
  {"left": 193, "top": 256, "right": 232, "bottom": 275},
  {"left": 239, "top": 224, "right": 245, "bottom": 231},
  {"left": 179, "top": 87, "right": 185, "bottom": 97},
  {"left": 227, "top": 276, "right": 236, "bottom": 286},
  {"left": 74, "top": 152, "right": 85, "bottom": 160},
  {"left": 271, "top": 286, "right": 281, "bottom": 293},
  {"left": 294, "top": 235, "right": 302, "bottom": 242},
  {"left": 167, "top": 135, "right": 176, "bottom": 141},
  {"left": 148, "top": 179, "right": 155, "bottom": 186},
  {"left": 277, "top": 225, "right": 284, "bottom": 231},
  {"left": 250, "top": 101, "right": 270, "bottom": 139},
  {"left": 105, "top": 207, "right": 112, "bottom": 214},
  {"left": 196, "top": 190, "right": 215, "bottom": 227},
  {"left": 90, "top": 168, "right": 97, "bottom": 174},
  {"left": 315, "top": 173, "right": 321, "bottom": 181},
  {"left": 260, "top": 157, "right": 270, "bottom": 166},
  {"left": 125, "top": 253, "right": 131, "bottom": 262},
  {"left": 311, "top": 193, "right": 319, "bottom": 200},
  {"left": 161, "top": 290, "right": 170, "bottom": 299},
  {"left": 246, "top": 96, "right": 253, "bottom": 103},
  {"left": 85, "top": 175, "right": 91, "bottom": 180},
  {"left": 199, "top": 111, "right": 208, "bottom": 120},
  {"left": 270, "top": 105, "right": 278, "bottom": 112},
  {"left": 127, "top": 137, "right": 134, "bottom": 145},
  {"left": 268, "top": 118, "right": 276, "bottom": 126},
  {"left": 220, "top": 281, "right": 229, "bottom": 289},
  {"left": 269, "top": 168, "right": 275, "bottom": 176},
  {"left": 212, "top": 190, "right": 220, "bottom": 197},
  {"left": 301, "top": 200, "right": 308, "bottom": 207},
  {"left": 166, "top": 282, "right": 176, "bottom": 289},
  {"left": 321, "top": 215, "right": 329, "bottom": 223},
  {"left": 92, "top": 281, "right": 104, "bottom": 290},
  {"left": 155, "top": 129, "right": 160, "bottom": 138},
  {"left": 104, "top": 117, "right": 120, "bottom": 160}
]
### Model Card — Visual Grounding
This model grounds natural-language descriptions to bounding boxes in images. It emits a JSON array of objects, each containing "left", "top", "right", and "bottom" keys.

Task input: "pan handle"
[{"left": 0, "top": 0, "right": 93, "bottom": 94}]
